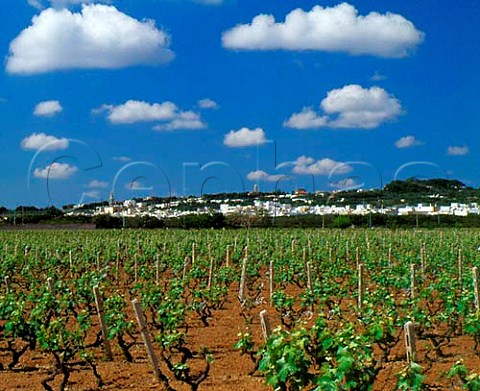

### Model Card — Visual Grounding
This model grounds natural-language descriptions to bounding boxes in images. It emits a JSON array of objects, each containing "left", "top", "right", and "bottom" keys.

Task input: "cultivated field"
[{"left": 1, "top": 228, "right": 479, "bottom": 390}]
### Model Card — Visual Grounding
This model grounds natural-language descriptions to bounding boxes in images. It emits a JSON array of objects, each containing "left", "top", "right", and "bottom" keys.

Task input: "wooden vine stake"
[
  {"left": 134, "top": 254, "right": 138, "bottom": 283},
  {"left": 355, "top": 247, "right": 360, "bottom": 269},
  {"left": 182, "top": 256, "right": 189, "bottom": 281},
  {"left": 93, "top": 285, "right": 113, "bottom": 361},
  {"left": 155, "top": 254, "right": 160, "bottom": 285},
  {"left": 357, "top": 263, "right": 364, "bottom": 312},
  {"left": 192, "top": 242, "right": 196, "bottom": 266},
  {"left": 420, "top": 244, "right": 426, "bottom": 275},
  {"left": 458, "top": 249, "right": 463, "bottom": 288},
  {"left": 4, "top": 276, "right": 11, "bottom": 293},
  {"left": 269, "top": 260, "right": 274, "bottom": 305},
  {"left": 47, "top": 277, "right": 55, "bottom": 294},
  {"left": 410, "top": 264, "right": 415, "bottom": 300},
  {"left": 291, "top": 239, "right": 295, "bottom": 254},
  {"left": 207, "top": 254, "right": 214, "bottom": 290},
  {"left": 115, "top": 251, "right": 120, "bottom": 283},
  {"left": 225, "top": 245, "right": 230, "bottom": 268},
  {"left": 404, "top": 321, "right": 417, "bottom": 363},
  {"left": 388, "top": 246, "right": 393, "bottom": 267},
  {"left": 69, "top": 250, "right": 73, "bottom": 278},
  {"left": 131, "top": 299, "right": 164, "bottom": 384},
  {"left": 259, "top": 310, "right": 272, "bottom": 342},
  {"left": 473, "top": 266, "right": 480, "bottom": 312},
  {"left": 306, "top": 262, "right": 312, "bottom": 291},
  {"left": 238, "top": 254, "right": 248, "bottom": 304}
]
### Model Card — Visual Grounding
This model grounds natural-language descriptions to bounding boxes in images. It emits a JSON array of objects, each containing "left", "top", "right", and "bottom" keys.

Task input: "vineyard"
[{"left": 1, "top": 228, "right": 480, "bottom": 390}]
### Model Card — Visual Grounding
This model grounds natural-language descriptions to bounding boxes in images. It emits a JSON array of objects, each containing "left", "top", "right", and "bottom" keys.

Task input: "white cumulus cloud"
[
  {"left": 112, "top": 156, "right": 132, "bottom": 162},
  {"left": 99, "top": 100, "right": 206, "bottom": 130},
  {"left": 28, "top": 0, "right": 113, "bottom": 9},
  {"left": 224, "top": 127, "right": 268, "bottom": 147},
  {"left": 329, "top": 177, "right": 362, "bottom": 190},
  {"left": 371, "top": 71, "right": 387, "bottom": 81},
  {"left": 447, "top": 146, "right": 469, "bottom": 156},
  {"left": 21, "top": 133, "right": 69, "bottom": 151},
  {"left": 52, "top": 0, "right": 112, "bottom": 6},
  {"left": 7, "top": 4, "right": 173, "bottom": 74},
  {"left": 101, "top": 101, "right": 177, "bottom": 123},
  {"left": 247, "top": 170, "right": 289, "bottom": 182},
  {"left": 283, "top": 107, "right": 328, "bottom": 129},
  {"left": 395, "top": 135, "right": 422, "bottom": 148},
  {"left": 153, "top": 111, "right": 206, "bottom": 131},
  {"left": 27, "top": 0, "right": 44, "bottom": 10},
  {"left": 321, "top": 85, "right": 402, "bottom": 128},
  {"left": 285, "top": 84, "right": 402, "bottom": 129},
  {"left": 84, "top": 190, "right": 101, "bottom": 199},
  {"left": 197, "top": 98, "right": 219, "bottom": 109},
  {"left": 125, "top": 179, "right": 150, "bottom": 190},
  {"left": 292, "top": 156, "right": 352, "bottom": 176},
  {"left": 34, "top": 100, "right": 63, "bottom": 117},
  {"left": 87, "top": 179, "right": 108, "bottom": 188},
  {"left": 194, "top": 0, "right": 224, "bottom": 5},
  {"left": 34, "top": 162, "right": 78, "bottom": 179},
  {"left": 222, "top": 3, "right": 423, "bottom": 58}
]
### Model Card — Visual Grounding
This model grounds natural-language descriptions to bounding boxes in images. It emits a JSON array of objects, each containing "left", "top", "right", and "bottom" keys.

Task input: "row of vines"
[{"left": 1, "top": 228, "right": 480, "bottom": 390}]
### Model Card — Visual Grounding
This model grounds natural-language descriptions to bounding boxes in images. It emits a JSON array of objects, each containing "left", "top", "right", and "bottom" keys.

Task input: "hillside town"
[{"left": 87, "top": 189, "right": 480, "bottom": 220}]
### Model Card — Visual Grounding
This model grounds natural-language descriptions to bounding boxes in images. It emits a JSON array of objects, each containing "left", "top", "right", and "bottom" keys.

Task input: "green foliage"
[
  {"left": 465, "top": 312, "right": 480, "bottom": 353},
  {"left": 385, "top": 178, "right": 467, "bottom": 194},
  {"left": 333, "top": 215, "right": 353, "bottom": 229},
  {"left": 104, "top": 293, "right": 136, "bottom": 361},
  {"left": 258, "top": 317, "right": 379, "bottom": 391},
  {"left": 396, "top": 362, "right": 425, "bottom": 391},
  {"left": 447, "top": 360, "right": 480, "bottom": 390},
  {"left": 259, "top": 326, "right": 313, "bottom": 391}
]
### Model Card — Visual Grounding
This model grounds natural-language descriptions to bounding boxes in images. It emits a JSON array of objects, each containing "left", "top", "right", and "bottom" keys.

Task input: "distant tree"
[
  {"left": 333, "top": 215, "right": 352, "bottom": 229},
  {"left": 139, "top": 215, "right": 164, "bottom": 229},
  {"left": 384, "top": 178, "right": 467, "bottom": 194},
  {"left": 93, "top": 214, "right": 122, "bottom": 229},
  {"left": 44, "top": 206, "right": 63, "bottom": 218},
  {"left": 209, "top": 212, "right": 227, "bottom": 229},
  {"left": 226, "top": 207, "right": 270, "bottom": 229},
  {"left": 15, "top": 205, "right": 39, "bottom": 212}
]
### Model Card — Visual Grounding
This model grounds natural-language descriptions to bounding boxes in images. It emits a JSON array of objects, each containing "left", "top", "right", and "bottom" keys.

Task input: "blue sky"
[{"left": 0, "top": 0, "right": 478, "bottom": 208}]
